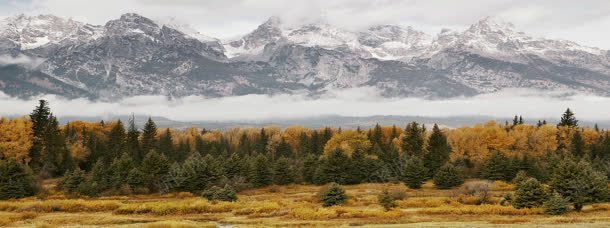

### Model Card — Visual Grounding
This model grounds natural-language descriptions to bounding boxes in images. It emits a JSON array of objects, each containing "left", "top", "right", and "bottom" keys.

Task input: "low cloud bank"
[
  {"left": 0, "top": 87, "right": 608, "bottom": 122},
  {"left": 0, "top": 54, "right": 45, "bottom": 69}
]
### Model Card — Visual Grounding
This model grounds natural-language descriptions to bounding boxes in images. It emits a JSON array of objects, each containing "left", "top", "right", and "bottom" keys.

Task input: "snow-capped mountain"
[{"left": 0, "top": 13, "right": 609, "bottom": 100}]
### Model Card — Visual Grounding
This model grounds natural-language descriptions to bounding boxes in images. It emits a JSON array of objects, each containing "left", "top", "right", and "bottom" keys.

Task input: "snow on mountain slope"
[
  {"left": 0, "top": 14, "right": 103, "bottom": 51},
  {"left": 423, "top": 17, "right": 609, "bottom": 74},
  {"left": 1, "top": 13, "right": 610, "bottom": 100},
  {"left": 223, "top": 17, "right": 432, "bottom": 61}
]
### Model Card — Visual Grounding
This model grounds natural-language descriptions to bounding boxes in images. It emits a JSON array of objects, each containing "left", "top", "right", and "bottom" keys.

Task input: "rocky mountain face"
[{"left": 0, "top": 13, "right": 609, "bottom": 100}]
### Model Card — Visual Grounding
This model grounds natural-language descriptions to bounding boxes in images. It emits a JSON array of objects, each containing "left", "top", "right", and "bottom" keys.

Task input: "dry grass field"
[{"left": 0, "top": 180, "right": 608, "bottom": 227}]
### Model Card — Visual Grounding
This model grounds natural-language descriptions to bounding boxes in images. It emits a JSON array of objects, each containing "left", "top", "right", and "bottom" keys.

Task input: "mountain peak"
[
  {"left": 105, "top": 13, "right": 160, "bottom": 36},
  {"left": 468, "top": 16, "right": 516, "bottom": 34},
  {"left": 262, "top": 16, "right": 282, "bottom": 28}
]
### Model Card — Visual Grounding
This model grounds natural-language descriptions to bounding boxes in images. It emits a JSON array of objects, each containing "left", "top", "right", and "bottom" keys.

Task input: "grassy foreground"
[{"left": 0, "top": 180, "right": 608, "bottom": 227}]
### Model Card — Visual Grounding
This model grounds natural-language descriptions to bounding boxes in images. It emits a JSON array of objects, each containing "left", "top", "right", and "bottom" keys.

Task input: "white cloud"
[
  {"left": 4, "top": 0, "right": 608, "bottom": 48},
  {"left": 0, "top": 88, "right": 609, "bottom": 122},
  {"left": 0, "top": 54, "right": 45, "bottom": 69}
]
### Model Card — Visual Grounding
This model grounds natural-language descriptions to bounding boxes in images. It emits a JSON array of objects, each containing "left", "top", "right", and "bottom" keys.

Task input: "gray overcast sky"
[{"left": 1, "top": 0, "right": 609, "bottom": 49}]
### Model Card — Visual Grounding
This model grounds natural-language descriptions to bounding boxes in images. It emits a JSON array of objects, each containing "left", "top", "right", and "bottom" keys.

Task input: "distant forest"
[{"left": 0, "top": 100, "right": 608, "bottom": 212}]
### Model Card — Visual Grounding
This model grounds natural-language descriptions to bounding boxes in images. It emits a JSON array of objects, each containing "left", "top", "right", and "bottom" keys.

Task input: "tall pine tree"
[
  {"left": 558, "top": 108, "right": 578, "bottom": 127},
  {"left": 140, "top": 117, "right": 158, "bottom": 156},
  {"left": 126, "top": 115, "right": 142, "bottom": 163},
  {"left": 424, "top": 124, "right": 451, "bottom": 177},
  {"left": 401, "top": 122, "right": 425, "bottom": 157},
  {"left": 107, "top": 120, "right": 127, "bottom": 164},
  {"left": 28, "top": 100, "right": 51, "bottom": 172}
]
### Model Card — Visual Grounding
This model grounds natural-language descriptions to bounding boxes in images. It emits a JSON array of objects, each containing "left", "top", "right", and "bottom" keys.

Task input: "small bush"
[
  {"left": 459, "top": 181, "right": 492, "bottom": 205},
  {"left": 543, "top": 192, "right": 569, "bottom": 215},
  {"left": 388, "top": 188, "right": 407, "bottom": 200},
  {"left": 377, "top": 189, "right": 397, "bottom": 211},
  {"left": 202, "top": 185, "right": 237, "bottom": 202},
  {"left": 320, "top": 182, "right": 348, "bottom": 207}
]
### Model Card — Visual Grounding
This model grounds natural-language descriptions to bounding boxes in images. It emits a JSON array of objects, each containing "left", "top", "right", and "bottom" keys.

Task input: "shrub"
[
  {"left": 419, "top": 204, "right": 544, "bottom": 215},
  {"left": 377, "top": 189, "right": 397, "bottom": 211},
  {"left": 543, "top": 192, "right": 569, "bottom": 215},
  {"left": 433, "top": 163, "right": 464, "bottom": 189},
  {"left": 459, "top": 181, "right": 492, "bottom": 205},
  {"left": 202, "top": 185, "right": 238, "bottom": 202},
  {"left": 320, "top": 182, "right": 347, "bottom": 207},
  {"left": 389, "top": 188, "right": 407, "bottom": 200},
  {"left": 513, "top": 178, "right": 546, "bottom": 209}
]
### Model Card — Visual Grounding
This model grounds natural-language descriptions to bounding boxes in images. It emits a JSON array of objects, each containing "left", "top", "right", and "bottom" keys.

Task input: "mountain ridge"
[{"left": 0, "top": 13, "right": 609, "bottom": 100}]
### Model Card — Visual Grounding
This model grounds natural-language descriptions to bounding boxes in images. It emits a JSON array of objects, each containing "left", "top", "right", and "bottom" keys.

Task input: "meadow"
[{"left": 0, "top": 179, "right": 608, "bottom": 227}]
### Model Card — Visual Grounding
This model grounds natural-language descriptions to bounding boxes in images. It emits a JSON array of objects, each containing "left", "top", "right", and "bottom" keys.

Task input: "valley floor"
[{"left": 0, "top": 180, "right": 609, "bottom": 227}]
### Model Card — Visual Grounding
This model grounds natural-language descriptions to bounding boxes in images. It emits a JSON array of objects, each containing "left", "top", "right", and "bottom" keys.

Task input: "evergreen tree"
[
  {"left": 0, "top": 159, "right": 37, "bottom": 199},
  {"left": 74, "top": 160, "right": 112, "bottom": 196},
  {"left": 107, "top": 120, "right": 127, "bottom": 164},
  {"left": 424, "top": 124, "right": 451, "bottom": 177},
  {"left": 181, "top": 154, "right": 223, "bottom": 192},
  {"left": 513, "top": 178, "right": 546, "bottom": 209},
  {"left": 401, "top": 156, "right": 428, "bottom": 189},
  {"left": 480, "top": 151, "right": 510, "bottom": 181},
  {"left": 126, "top": 115, "right": 142, "bottom": 163},
  {"left": 126, "top": 168, "right": 145, "bottom": 189},
  {"left": 401, "top": 122, "right": 425, "bottom": 157},
  {"left": 158, "top": 128, "right": 176, "bottom": 161},
  {"left": 62, "top": 167, "right": 86, "bottom": 194},
  {"left": 28, "top": 100, "right": 51, "bottom": 172},
  {"left": 558, "top": 108, "right": 578, "bottom": 127},
  {"left": 140, "top": 117, "right": 158, "bottom": 156},
  {"left": 512, "top": 170, "right": 529, "bottom": 189},
  {"left": 433, "top": 163, "right": 464, "bottom": 189},
  {"left": 202, "top": 185, "right": 238, "bottom": 202},
  {"left": 140, "top": 150, "right": 170, "bottom": 191},
  {"left": 314, "top": 148, "right": 350, "bottom": 184},
  {"left": 370, "top": 123, "right": 383, "bottom": 146},
  {"left": 377, "top": 189, "right": 397, "bottom": 211},
  {"left": 320, "top": 182, "right": 347, "bottom": 207},
  {"left": 42, "top": 115, "right": 72, "bottom": 176},
  {"left": 274, "top": 156, "right": 294, "bottom": 185},
  {"left": 543, "top": 192, "right": 569, "bottom": 215},
  {"left": 298, "top": 132, "right": 311, "bottom": 155},
  {"left": 256, "top": 128, "right": 269, "bottom": 154},
  {"left": 570, "top": 130, "right": 585, "bottom": 157},
  {"left": 238, "top": 133, "right": 252, "bottom": 156},
  {"left": 109, "top": 153, "right": 134, "bottom": 188},
  {"left": 550, "top": 159, "right": 608, "bottom": 211},
  {"left": 224, "top": 153, "right": 243, "bottom": 179},
  {"left": 249, "top": 154, "right": 273, "bottom": 187},
  {"left": 275, "top": 138, "right": 293, "bottom": 158},
  {"left": 302, "top": 154, "right": 319, "bottom": 184},
  {"left": 375, "top": 143, "right": 403, "bottom": 181},
  {"left": 346, "top": 148, "right": 369, "bottom": 184}
]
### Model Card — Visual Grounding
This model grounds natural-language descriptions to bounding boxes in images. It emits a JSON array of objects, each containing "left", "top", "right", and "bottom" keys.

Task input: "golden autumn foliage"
[
  {"left": 323, "top": 130, "right": 371, "bottom": 156},
  {"left": 0, "top": 114, "right": 604, "bottom": 170},
  {"left": 448, "top": 121, "right": 513, "bottom": 164},
  {"left": 0, "top": 117, "right": 32, "bottom": 163}
]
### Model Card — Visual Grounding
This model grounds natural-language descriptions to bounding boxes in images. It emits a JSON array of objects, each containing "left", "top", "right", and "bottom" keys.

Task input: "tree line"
[{"left": 0, "top": 101, "right": 608, "bottom": 212}]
